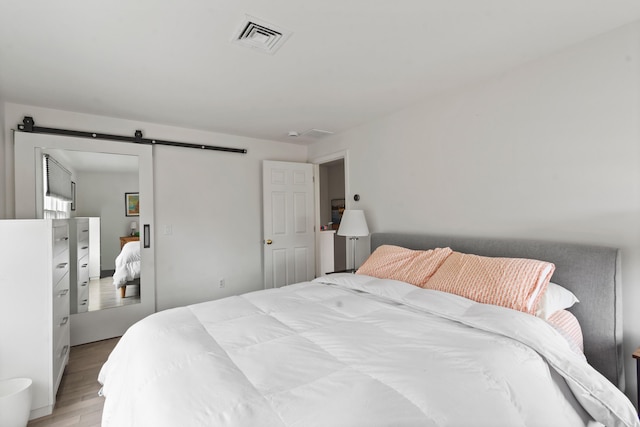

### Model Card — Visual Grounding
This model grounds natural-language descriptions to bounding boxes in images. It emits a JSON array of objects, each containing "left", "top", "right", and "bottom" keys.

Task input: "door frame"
[{"left": 310, "top": 150, "right": 350, "bottom": 275}]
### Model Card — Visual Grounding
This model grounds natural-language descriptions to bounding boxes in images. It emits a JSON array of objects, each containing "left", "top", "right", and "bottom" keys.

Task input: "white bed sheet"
[
  {"left": 98, "top": 274, "right": 639, "bottom": 427},
  {"left": 112, "top": 241, "right": 140, "bottom": 288}
]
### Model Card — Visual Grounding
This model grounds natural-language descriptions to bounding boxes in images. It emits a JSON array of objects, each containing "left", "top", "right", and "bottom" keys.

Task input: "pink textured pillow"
[
  {"left": 356, "top": 245, "right": 453, "bottom": 286},
  {"left": 423, "top": 251, "right": 555, "bottom": 314},
  {"left": 547, "top": 309, "right": 584, "bottom": 353}
]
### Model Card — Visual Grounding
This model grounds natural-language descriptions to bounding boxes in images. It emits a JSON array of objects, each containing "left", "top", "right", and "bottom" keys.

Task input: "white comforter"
[
  {"left": 112, "top": 241, "right": 140, "bottom": 288},
  {"left": 98, "top": 274, "right": 639, "bottom": 427}
]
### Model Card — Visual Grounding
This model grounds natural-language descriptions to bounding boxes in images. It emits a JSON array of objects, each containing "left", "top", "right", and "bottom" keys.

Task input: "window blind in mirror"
[{"left": 43, "top": 154, "right": 72, "bottom": 201}]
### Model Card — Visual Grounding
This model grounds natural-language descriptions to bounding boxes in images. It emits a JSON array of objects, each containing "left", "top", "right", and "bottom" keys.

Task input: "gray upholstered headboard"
[{"left": 370, "top": 232, "right": 624, "bottom": 390}]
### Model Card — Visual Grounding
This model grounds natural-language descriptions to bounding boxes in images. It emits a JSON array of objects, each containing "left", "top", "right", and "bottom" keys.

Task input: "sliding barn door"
[
  {"left": 263, "top": 161, "right": 315, "bottom": 288},
  {"left": 14, "top": 131, "right": 156, "bottom": 345}
]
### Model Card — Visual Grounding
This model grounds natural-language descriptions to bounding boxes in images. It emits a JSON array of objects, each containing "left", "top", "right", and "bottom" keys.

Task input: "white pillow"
[{"left": 536, "top": 282, "right": 579, "bottom": 319}]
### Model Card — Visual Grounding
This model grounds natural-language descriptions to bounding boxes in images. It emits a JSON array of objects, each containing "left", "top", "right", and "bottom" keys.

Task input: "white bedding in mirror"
[{"left": 112, "top": 241, "right": 140, "bottom": 288}]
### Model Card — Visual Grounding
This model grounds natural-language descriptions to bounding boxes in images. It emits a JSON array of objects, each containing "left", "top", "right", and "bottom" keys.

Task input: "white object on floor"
[{"left": 0, "top": 378, "right": 33, "bottom": 427}]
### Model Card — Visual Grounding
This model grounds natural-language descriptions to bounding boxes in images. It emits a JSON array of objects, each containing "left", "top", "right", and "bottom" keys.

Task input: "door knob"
[{"left": 265, "top": 239, "right": 273, "bottom": 245}]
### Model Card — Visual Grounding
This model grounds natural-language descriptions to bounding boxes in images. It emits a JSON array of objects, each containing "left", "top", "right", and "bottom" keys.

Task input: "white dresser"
[
  {"left": 70, "top": 218, "right": 90, "bottom": 314},
  {"left": 0, "top": 219, "right": 71, "bottom": 420}
]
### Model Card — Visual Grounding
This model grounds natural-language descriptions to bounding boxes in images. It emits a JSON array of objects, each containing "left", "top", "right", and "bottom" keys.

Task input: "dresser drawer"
[
  {"left": 53, "top": 323, "right": 70, "bottom": 391},
  {"left": 52, "top": 250, "right": 70, "bottom": 287},
  {"left": 78, "top": 236, "right": 89, "bottom": 259},
  {"left": 53, "top": 287, "right": 70, "bottom": 322},
  {"left": 77, "top": 296, "right": 89, "bottom": 313},
  {"left": 77, "top": 242, "right": 89, "bottom": 260},
  {"left": 77, "top": 284, "right": 89, "bottom": 312},
  {"left": 76, "top": 224, "right": 90, "bottom": 244},
  {"left": 77, "top": 220, "right": 90, "bottom": 258},
  {"left": 77, "top": 268, "right": 90, "bottom": 295},
  {"left": 52, "top": 280, "right": 70, "bottom": 348},
  {"left": 53, "top": 223, "right": 70, "bottom": 258},
  {"left": 77, "top": 254, "right": 90, "bottom": 280},
  {"left": 52, "top": 310, "right": 69, "bottom": 352}
]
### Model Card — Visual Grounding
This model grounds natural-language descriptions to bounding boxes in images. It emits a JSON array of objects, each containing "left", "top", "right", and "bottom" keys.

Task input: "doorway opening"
[{"left": 315, "top": 153, "right": 348, "bottom": 275}]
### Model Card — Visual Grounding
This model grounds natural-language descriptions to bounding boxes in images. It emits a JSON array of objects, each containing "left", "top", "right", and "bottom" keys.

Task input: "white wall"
[
  {"left": 3, "top": 103, "right": 308, "bottom": 311},
  {"left": 309, "top": 22, "right": 640, "bottom": 403},
  {"left": 75, "top": 170, "right": 139, "bottom": 270}
]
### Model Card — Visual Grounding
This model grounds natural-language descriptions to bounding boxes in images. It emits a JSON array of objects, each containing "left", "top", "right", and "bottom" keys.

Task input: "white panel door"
[{"left": 263, "top": 160, "right": 315, "bottom": 288}]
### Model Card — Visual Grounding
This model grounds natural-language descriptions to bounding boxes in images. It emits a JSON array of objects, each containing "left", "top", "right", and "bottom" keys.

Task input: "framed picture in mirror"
[{"left": 125, "top": 192, "right": 139, "bottom": 216}]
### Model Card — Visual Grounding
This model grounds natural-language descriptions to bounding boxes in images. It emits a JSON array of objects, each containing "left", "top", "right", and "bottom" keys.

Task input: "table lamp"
[{"left": 337, "top": 210, "right": 369, "bottom": 270}]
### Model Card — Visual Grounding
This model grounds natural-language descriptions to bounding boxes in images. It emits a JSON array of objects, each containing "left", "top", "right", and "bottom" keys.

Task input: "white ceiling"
[{"left": 2, "top": 1, "right": 640, "bottom": 144}]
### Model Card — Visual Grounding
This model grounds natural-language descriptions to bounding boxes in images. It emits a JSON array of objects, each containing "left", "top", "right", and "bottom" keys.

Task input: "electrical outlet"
[{"left": 219, "top": 278, "right": 225, "bottom": 289}]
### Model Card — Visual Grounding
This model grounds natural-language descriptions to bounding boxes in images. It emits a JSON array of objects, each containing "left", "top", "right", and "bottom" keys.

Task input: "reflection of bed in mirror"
[{"left": 113, "top": 241, "right": 141, "bottom": 298}]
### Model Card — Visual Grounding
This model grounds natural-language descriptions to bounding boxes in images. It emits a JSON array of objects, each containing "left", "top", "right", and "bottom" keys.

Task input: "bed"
[
  {"left": 112, "top": 240, "right": 141, "bottom": 298},
  {"left": 98, "top": 232, "right": 639, "bottom": 427}
]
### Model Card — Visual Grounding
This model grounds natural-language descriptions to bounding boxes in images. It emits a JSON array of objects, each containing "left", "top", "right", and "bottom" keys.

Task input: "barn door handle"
[{"left": 144, "top": 224, "right": 151, "bottom": 248}]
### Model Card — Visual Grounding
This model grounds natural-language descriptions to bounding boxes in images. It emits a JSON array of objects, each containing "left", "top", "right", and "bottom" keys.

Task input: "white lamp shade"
[
  {"left": 130, "top": 221, "right": 137, "bottom": 230},
  {"left": 337, "top": 210, "right": 369, "bottom": 237}
]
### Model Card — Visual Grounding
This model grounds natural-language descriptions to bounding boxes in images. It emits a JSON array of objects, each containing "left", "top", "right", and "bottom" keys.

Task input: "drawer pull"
[
  {"left": 58, "top": 289, "right": 69, "bottom": 297},
  {"left": 80, "top": 300, "right": 87, "bottom": 306},
  {"left": 81, "top": 246, "right": 89, "bottom": 250},
  {"left": 56, "top": 237, "right": 69, "bottom": 242},
  {"left": 56, "top": 263, "right": 68, "bottom": 269},
  {"left": 60, "top": 345, "right": 69, "bottom": 358},
  {"left": 81, "top": 264, "right": 88, "bottom": 268},
  {"left": 80, "top": 281, "right": 88, "bottom": 287},
  {"left": 59, "top": 316, "right": 69, "bottom": 326},
  {"left": 82, "top": 229, "right": 89, "bottom": 233}
]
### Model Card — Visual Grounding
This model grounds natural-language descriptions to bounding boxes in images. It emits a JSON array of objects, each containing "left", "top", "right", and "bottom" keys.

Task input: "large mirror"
[
  {"left": 45, "top": 149, "right": 141, "bottom": 312},
  {"left": 14, "top": 130, "right": 156, "bottom": 345}
]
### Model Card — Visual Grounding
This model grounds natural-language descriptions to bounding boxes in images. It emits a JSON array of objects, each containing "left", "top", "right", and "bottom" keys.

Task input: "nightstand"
[
  {"left": 633, "top": 348, "right": 640, "bottom": 411},
  {"left": 120, "top": 236, "right": 139, "bottom": 249}
]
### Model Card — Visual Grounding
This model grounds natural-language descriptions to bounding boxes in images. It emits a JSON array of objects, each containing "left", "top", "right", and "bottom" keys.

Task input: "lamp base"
[{"left": 349, "top": 236, "right": 359, "bottom": 270}]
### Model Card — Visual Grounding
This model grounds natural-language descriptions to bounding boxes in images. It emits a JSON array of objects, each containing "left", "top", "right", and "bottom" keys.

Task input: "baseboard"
[{"left": 100, "top": 269, "right": 115, "bottom": 278}]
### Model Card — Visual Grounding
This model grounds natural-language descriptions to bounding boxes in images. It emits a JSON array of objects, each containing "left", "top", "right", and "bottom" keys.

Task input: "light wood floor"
[
  {"left": 88, "top": 277, "right": 140, "bottom": 311},
  {"left": 28, "top": 338, "right": 119, "bottom": 427}
]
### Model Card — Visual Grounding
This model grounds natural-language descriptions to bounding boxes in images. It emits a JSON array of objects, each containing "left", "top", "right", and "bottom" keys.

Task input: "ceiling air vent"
[
  {"left": 301, "top": 129, "right": 334, "bottom": 139},
  {"left": 232, "top": 15, "right": 292, "bottom": 54}
]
